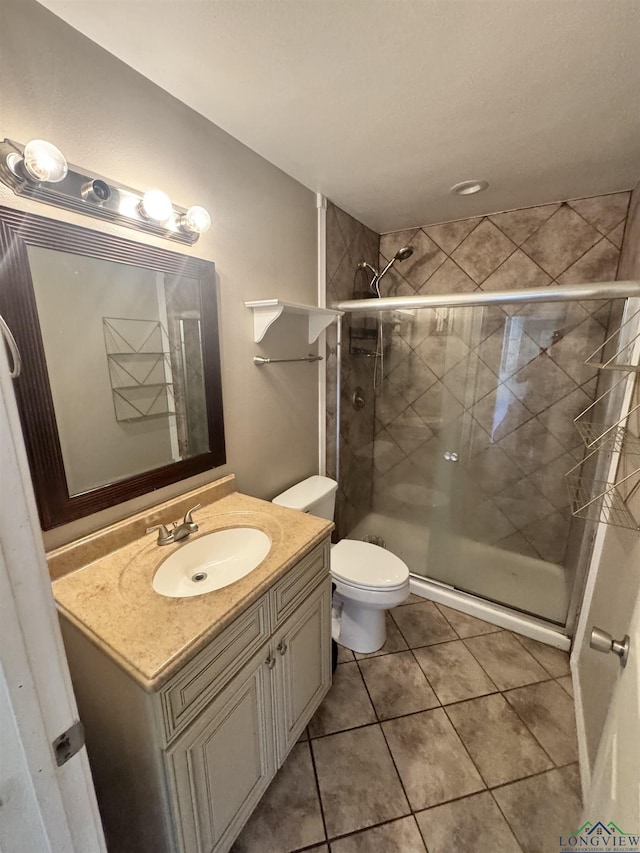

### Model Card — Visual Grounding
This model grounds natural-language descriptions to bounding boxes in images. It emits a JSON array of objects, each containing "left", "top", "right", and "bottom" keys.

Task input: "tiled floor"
[{"left": 233, "top": 597, "right": 581, "bottom": 853}]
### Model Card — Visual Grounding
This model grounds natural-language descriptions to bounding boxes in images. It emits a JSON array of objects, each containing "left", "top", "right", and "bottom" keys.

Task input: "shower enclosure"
[{"left": 332, "top": 282, "right": 640, "bottom": 641}]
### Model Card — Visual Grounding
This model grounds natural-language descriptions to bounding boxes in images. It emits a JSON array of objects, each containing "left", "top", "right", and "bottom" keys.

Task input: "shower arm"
[{"left": 336, "top": 281, "right": 640, "bottom": 312}]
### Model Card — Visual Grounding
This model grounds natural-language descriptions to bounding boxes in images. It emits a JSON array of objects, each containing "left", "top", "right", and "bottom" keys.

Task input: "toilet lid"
[{"left": 330, "top": 540, "right": 409, "bottom": 590}]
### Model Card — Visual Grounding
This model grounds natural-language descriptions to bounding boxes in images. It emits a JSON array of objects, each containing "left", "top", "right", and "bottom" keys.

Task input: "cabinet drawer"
[
  {"left": 160, "top": 594, "right": 270, "bottom": 744},
  {"left": 269, "top": 539, "right": 329, "bottom": 630}
]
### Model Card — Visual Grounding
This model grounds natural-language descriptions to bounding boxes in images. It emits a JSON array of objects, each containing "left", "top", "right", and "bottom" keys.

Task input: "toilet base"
[{"left": 335, "top": 597, "right": 387, "bottom": 654}]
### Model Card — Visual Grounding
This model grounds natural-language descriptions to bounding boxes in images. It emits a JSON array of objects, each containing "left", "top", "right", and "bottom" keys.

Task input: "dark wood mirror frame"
[{"left": 0, "top": 206, "right": 226, "bottom": 530}]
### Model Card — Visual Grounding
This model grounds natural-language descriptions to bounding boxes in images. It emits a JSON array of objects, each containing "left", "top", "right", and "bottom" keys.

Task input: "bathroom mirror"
[{"left": 0, "top": 206, "right": 226, "bottom": 529}]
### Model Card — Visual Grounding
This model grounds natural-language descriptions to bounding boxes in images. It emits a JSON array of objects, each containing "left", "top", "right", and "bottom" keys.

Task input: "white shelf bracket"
[{"left": 250, "top": 303, "right": 286, "bottom": 343}]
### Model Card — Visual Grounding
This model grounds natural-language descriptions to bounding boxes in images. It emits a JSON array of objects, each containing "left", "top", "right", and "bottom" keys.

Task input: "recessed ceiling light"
[{"left": 450, "top": 180, "right": 489, "bottom": 196}]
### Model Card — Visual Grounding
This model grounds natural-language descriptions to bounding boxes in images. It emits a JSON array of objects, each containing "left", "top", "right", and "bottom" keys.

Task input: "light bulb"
[
  {"left": 140, "top": 189, "right": 173, "bottom": 223},
  {"left": 21, "top": 139, "right": 68, "bottom": 183},
  {"left": 450, "top": 180, "right": 489, "bottom": 196},
  {"left": 181, "top": 205, "right": 211, "bottom": 234}
]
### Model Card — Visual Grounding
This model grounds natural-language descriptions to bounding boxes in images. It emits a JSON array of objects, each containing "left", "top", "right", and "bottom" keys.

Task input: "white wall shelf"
[{"left": 245, "top": 299, "right": 342, "bottom": 343}]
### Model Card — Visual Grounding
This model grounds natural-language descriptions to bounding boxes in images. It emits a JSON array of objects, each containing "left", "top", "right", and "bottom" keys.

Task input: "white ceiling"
[{"left": 37, "top": 0, "right": 640, "bottom": 233}]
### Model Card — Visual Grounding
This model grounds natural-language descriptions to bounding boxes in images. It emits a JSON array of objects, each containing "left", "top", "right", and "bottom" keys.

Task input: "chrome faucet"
[
  {"left": 146, "top": 504, "right": 201, "bottom": 546},
  {"left": 171, "top": 504, "right": 201, "bottom": 541}
]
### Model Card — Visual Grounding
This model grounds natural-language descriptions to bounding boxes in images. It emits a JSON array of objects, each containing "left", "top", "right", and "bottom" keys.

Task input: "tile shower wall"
[
  {"left": 374, "top": 193, "right": 630, "bottom": 565},
  {"left": 325, "top": 203, "right": 379, "bottom": 537}
]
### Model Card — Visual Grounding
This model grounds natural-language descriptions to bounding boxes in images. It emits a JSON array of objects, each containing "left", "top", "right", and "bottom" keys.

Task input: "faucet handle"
[
  {"left": 183, "top": 504, "right": 201, "bottom": 530},
  {"left": 146, "top": 523, "right": 175, "bottom": 545}
]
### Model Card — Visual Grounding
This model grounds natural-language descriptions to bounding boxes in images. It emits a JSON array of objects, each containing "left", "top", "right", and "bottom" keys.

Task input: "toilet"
[{"left": 273, "top": 475, "right": 410, "bottom": 653}]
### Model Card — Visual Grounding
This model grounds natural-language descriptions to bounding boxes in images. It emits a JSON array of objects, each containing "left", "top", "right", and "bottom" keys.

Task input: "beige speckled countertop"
[{"left": 52, "top": 480, "right": 332, "bottom": 693}]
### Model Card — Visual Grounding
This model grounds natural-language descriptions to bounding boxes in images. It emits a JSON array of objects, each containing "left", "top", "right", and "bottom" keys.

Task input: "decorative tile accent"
[
  {"left": 382, "top": 709, "right": 485, "bottom": 810},
  {"left": 568, "top": 192, "right": 630, "bottom": 235},
  {"left": 452, "top": 220, "right": 517, "bottom": 284},
  {"left": 359, "top": 650, "right": 439, "bottom": 719},
  {"left": 446, "top": 693, "right": 553, "bottom": 786},
  {"left": 520, "top": 205, "right": 601, "bottom": 278},
  {"left": 423, "top": 217, "right": 481, "bottom": 254},
  {"left": 415, "top": 791, "right": 523, "bottom": 853},
  {"left": 489, "top": 203, "right": 561, "bottom": 245},
  {"left": 312, "top": 725, "right": 410, "bottom": 838}
]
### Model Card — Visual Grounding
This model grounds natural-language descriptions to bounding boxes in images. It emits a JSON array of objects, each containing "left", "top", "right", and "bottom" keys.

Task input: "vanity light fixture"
[
  {"left": 180, "top": 205, "right": 212, "bottom": 235},
  {"left": 450, "top": 180, "right": 489, "bottom": 196},
  {"left": 0, "top": 137, "right": 210, "bottom": 245},
  {"left": 7, "top": 139, "right": 68, "bottom": 184},
  {"left": 140, "top": 189, "right": 174, "bottom": 223}
]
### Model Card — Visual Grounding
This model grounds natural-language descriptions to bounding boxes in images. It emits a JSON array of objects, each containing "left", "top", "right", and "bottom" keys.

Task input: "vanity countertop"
[{"left": 52, "top": 483, "right": 333, "bottom": 692}]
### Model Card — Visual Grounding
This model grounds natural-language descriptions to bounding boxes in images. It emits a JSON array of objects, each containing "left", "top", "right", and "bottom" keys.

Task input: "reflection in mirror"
[
  {"left": 0, "top": 206, "right": 225, "bottom": 529},
  {"left": 28, "top": 247, "right": 209, "bottom": 495}
]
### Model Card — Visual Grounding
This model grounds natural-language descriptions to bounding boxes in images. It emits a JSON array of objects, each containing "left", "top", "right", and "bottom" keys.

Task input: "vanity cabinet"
[{"left": 60, "top": 538, "right": 331, "bottom": 853}]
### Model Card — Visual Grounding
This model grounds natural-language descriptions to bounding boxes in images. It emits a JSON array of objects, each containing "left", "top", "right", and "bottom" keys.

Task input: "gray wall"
[{"left": 0, "top": 0, "right": 319, "bottom": 548}]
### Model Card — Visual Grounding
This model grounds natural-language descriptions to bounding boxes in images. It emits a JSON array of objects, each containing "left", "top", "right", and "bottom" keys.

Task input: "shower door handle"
[{"left": 590, "top": 626, "right": 630, "bottom": 667}]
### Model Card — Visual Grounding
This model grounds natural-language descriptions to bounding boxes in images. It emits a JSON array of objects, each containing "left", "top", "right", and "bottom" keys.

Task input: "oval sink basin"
[{"left": 152, "top": 527, "right": 271, "bottom": 598}]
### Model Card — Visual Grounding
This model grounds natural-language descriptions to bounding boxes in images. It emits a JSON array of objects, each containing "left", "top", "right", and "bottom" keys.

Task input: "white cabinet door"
[
  {"left": 166, "top": 646, "right": 276, "bottom": 853},
  {"left": 273, "top": 578, "right": 332, "bottom": 764}
]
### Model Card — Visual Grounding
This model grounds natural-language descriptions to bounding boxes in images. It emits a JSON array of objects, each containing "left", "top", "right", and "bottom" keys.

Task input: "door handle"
[
  {"left": 265, "top": 654, "right": 276, "bottom": 670},
  {"left": 590, "top": 627, "right": 630, "bottom": 667},
  {"left": 276, "top": 640, "right": 288, "bottom": 656}
]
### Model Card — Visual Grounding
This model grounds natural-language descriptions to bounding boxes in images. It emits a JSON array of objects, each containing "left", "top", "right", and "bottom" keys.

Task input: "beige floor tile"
[
  {"left": 504, "top": 680, "right": 578, "bottom": 766},
  {"left": 309, "top": 662, "right": 376, "bottom": 737},
  {"left": 512, "top": 634, "right": 571, "bottom": 676},
  {"left": 353, "top": 613, "right": 408, "bottom": 659},
  {"left": 557, "top": 763, "right": 582, "bottom": 801},
  {"left": 556, "top": 675, "right": 574, "bottom": 698},
  {"left": 436, "top": 603, "right": 503, "bottom": 638},
  {"left": 330, "top": 817, "right": 426, "bottom": 852},
  {"left": 312, "top": 725, "right": 410, "bottom": 838},
  {"left": 464, "top": 632, "right": 548, "bottom": 690},
  {"left": 446, "top": 694, "right": 553, "bottom": 787},
  {"left": 390, "top": 601, "right": 457, "bottom": 648},
  {"left": 359, "top": 650, "right": 439, "bottom": 719},
  {"left": 336, "top": 643, "right": 355, "bottom": 663},
  {"left": 232, "top": 742, "right": 325, "bottom": 853},
  {"left": 396, "top": 593, "right": 426, "bottom": 606},
  {"left": 415, "top": 791, "right": 523, "bottom": 853},
  {"left": 413, "top": 640, "right": 497, "bottom": 705},
  {"left": 382, "top": 708, "right": 484, "bottom": 810},
  {"left": 493, "top": 769, "right": 582, "bottom": 853}
]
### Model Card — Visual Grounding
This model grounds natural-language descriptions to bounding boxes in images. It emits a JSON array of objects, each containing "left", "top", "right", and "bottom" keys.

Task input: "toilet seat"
[{"left": 330, "top": 540, "right": 409, "bottom": 591}]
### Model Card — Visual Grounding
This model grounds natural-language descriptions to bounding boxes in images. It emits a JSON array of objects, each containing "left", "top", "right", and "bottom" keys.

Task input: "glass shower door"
[{"left": 374, "top": 298, "right": 614, "bottom": 625}]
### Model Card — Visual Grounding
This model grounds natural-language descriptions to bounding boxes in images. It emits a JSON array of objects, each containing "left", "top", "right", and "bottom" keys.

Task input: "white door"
[
  {"left": 584, "top": 591, "right": 640, "bottom": 831},
  {"left": 0, "top": 340, "right": 106, "bottom": 852}
]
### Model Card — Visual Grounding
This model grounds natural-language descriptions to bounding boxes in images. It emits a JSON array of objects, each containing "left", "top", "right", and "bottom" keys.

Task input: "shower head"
[{"left": 394, "top": 247, "right": 414, "bottom": 261}]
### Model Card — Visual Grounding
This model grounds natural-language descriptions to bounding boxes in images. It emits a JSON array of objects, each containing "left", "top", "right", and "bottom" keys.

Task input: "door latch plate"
[{"left": 52, "top": 720, "right": 85, "bottom": 767}]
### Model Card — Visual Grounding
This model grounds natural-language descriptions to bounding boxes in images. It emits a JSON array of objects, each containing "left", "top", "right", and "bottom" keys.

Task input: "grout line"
[{"left": 307, "top": 732, "right": 330, "bottom": 848}]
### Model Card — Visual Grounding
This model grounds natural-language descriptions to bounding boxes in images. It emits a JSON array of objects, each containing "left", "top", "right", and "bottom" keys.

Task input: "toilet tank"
[{"left": 272, "top": 475, "right": 338, "bottom": 520}]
